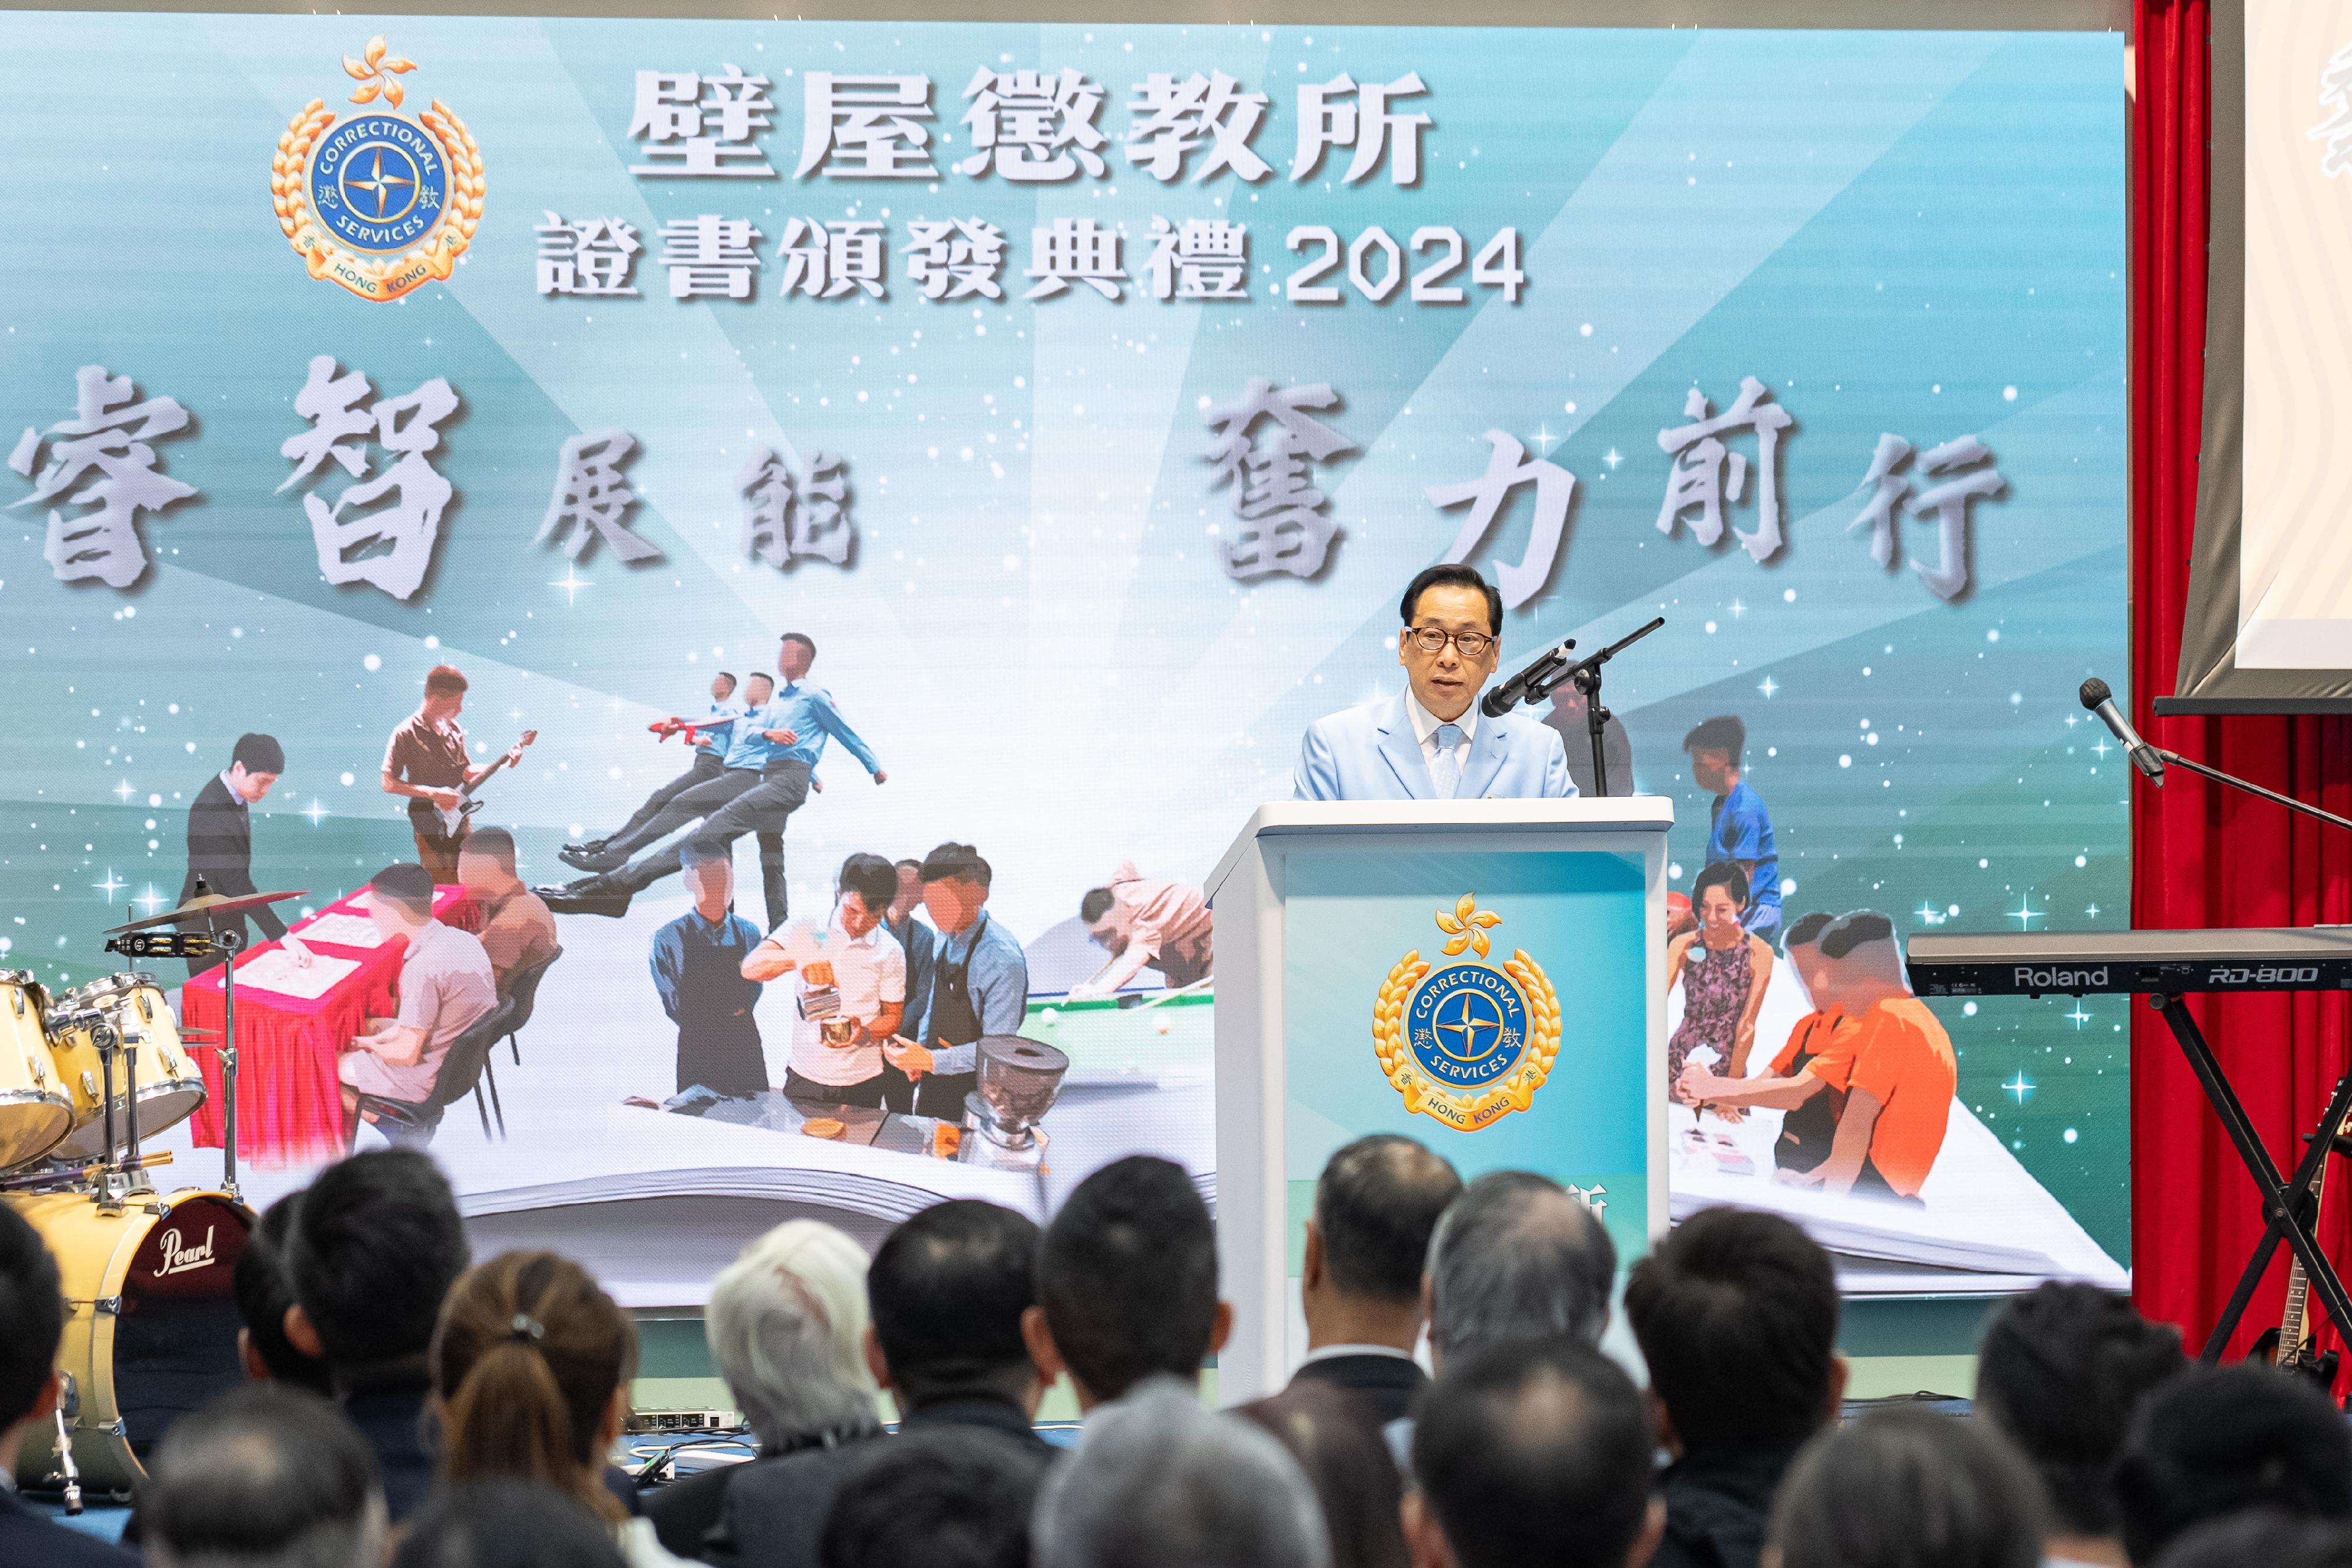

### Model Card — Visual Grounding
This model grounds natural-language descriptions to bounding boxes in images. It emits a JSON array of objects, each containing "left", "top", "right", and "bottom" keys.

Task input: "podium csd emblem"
[
  {"left": 1374, "top": 895, "right": 1561, "bottom": 1133},
  {"left": 270, "top": 36, "right": 485, "bottom": 302}
]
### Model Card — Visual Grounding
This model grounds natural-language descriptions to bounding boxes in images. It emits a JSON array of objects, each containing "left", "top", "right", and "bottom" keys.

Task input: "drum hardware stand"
[
  {"left": 51, "top": 1373, "right": 81, "bottom": 1515},
  {"left": 101, "top": 918, "right": 242, "bottom": 1201},
  {"left": 1526, "top": 616, "right": 1665, "bottom": 799}
]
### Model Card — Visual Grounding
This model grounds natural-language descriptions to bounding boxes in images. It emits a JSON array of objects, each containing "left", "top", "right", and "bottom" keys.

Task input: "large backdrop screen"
[{"left": 0, "top": 14, "right": 2127, "bottom": 1299}]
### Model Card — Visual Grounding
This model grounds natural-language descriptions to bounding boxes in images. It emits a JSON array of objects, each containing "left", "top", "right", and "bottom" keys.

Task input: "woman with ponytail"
[{"left": 430, "top": 1250, "right": 690, "bottom": 1567}]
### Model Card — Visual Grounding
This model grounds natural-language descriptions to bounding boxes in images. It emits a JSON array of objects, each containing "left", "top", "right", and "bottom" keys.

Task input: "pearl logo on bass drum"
[{"left": 153, "top": 1224, "right": 217, "bottom": 1278}]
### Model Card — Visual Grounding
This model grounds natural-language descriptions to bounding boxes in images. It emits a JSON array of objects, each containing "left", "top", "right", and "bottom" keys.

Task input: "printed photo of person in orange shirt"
[
  {"left": 1794, "top": 911, "right": 1956, "bottom": 1204},
  {"left": 1679, "top": 908, "right": 1958, "bottom": 1205},
  {"left": 1676, "top": 912, "right": 1853, "bottom": 1168}
]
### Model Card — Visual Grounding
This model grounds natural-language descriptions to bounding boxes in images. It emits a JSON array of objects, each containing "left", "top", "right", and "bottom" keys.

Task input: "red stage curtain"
[{"left": 2132, "top": 0, "right": 2352, "bottom": 1366}]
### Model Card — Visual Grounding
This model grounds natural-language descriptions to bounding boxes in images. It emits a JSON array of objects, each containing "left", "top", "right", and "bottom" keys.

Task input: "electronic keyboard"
[{"left": 1906, "top": 928, "right": 2352, "bottom": 997}]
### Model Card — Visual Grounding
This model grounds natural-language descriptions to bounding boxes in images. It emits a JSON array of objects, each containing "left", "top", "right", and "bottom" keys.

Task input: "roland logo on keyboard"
[{"left": 2013, "top": 965, "right": 2109, "bottom": 991}]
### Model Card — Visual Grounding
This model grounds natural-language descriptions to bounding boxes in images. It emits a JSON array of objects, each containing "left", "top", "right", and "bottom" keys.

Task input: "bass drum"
[
  {"left": 47, "top": 974, "right": 207, "bottom": 1161},
  {"left": 0, "top": 971, "right": 72, "bottom": 1169},
  {"left": 8, "top": 1188, "right": 254, "bottom": 1493}
]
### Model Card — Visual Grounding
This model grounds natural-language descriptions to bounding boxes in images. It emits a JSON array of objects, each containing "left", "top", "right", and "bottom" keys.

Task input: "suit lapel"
[
  {"left": 1457, "top": 716, "right": 1509, "bottom": 800},
  {"left": 1374, "top": 694, "right": 1434, "bottom": 800}
]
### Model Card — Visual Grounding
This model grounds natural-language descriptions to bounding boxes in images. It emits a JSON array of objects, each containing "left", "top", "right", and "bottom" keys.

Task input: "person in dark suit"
[
  {"left": 0, "top": 1203, "right": 138, "bottom": 1566},
  {"left": 1286, "top": 1134, "right": 1462, "bottom": 1433},
  {"left": 864, "top": 1199, "right": 1054, "bottom": 1455},
  {"left": 658, "top": 1220, "right": 881, "bottom": 1563},
  {"left": 280, "top": 1148, "right": 472, "bottom": 1525},
  {"left": 138, "top": 1384, "right": 386, "bottom": 1567},
  {"left": 178, "top": 731, "right": 288, "bottom": 978}
]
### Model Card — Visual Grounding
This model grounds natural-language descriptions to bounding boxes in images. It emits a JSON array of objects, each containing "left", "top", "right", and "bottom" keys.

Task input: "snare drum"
[
  {"left": 0, "top": 971, "right": 72, "bottom": 1169},
  {"left": 47, "top": 974, "right": 206, "bottom": 1162},
  {"left": 8, "top": 1187, "right": 254, "bottom": 1492}
]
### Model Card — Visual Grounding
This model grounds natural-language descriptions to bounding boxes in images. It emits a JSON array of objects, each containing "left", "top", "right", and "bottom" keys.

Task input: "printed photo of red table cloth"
[{"left": 183, "top": 884, "right": 479, "bottom": 1166}]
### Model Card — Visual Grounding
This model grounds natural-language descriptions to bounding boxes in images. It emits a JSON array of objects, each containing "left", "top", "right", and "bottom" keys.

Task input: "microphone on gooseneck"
[{"left": 2078, "top": 677, "right": 2166, "bottom": 783}]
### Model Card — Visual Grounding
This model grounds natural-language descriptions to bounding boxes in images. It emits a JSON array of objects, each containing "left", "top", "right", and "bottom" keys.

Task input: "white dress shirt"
[{"left": 1404, "top": 690, "right": 1477, "bottom": 772}]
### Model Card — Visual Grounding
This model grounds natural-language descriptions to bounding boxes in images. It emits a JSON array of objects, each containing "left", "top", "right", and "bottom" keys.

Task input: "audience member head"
[
  {"left": 1424, "top": 1172, "right": 1614, "bottom": 1370},
  {"left": 1035, "top": 1379, "right": 1330, "bottom": 1568},
  {"left": 2154, "top": 1512, "right": 2352, "bottom": 1568},
  {"left": 1238, "top": 1382, "right": 1411, "bottom": 1568},
  {"left": 389, "top": 1480, "right": 628, "bottom": 1568},
  {"left": 1769, "top": 1407, "right": 2046, "bottom": 1568},
  {"left": 1304, "top": 1134, "right": 1463, "bottom": 1352},
  {"left": 141, "top": 1383, "right": 385, "bottom": 1568},
  {"left": 1623, "top": 1206, "right": 1842, "bottom": 1459},
  {"left": 429, "top": 1250, "right": 638, "bottom": 1528},
  {"left": 821, "top": 1425, "right": 1050, "bottom": 1568},
  {"left": 2114, "top": 1363, "right": 2352, "bottom": 1564},
  {"left": 286, "top": 1148, "right": 469, "bottom": 1376},
  {"left": 1974, "top": 1283, "right": 2186, "bottom": 1551},
  {"left": 1406, "top": 1338, "right": 1659, "bottom": 1568},
  {"left": 1030, "top": 1156, "right": 1228, "bottom": 1410},
  {"left": 235, "top": 1192, "right": 332, "bottom": 1395},
  {"left": 226, "top": 733, "right": 285, "bottom": 802},
  {"left": 681, "top": 835, "right": 736, "bottom": 920},
  {"left": 868, "top": 1199, "right": 1044, "bottom": 1415},
  {"left": 921, "top": 842, "right": 994, "bottom": 934},
  {"left": 837, "top": 852, "right": 899, "bottom": 937},
  {"left": 1781, "top": 912, "right": 1837, "bottom": 1007},
  {"left": 0, "top": 1203, "right": 64, "bottom": 1460},
  {"left": 366, "top": 862, "right": 437, "bottom": 937},
  {"left": 706, "top": 1218, "right": 878, "bottom": 1452},
  {"left": 456, "top": 825, "right": 521, "bottom": 897}
]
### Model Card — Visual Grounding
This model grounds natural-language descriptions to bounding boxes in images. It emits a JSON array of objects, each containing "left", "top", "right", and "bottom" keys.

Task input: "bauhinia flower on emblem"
[
  {"left": 343, "top": 35, "right": 416, "bottom": 108},
  {"left": 1433, "top": 892, "right": 1503, "bottom": 958}
]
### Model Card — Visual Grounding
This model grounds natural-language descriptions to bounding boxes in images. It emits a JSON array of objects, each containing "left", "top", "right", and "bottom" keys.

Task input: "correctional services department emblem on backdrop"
[
  {"left": 269, "top": 37, "right": 485, "bottom": 302},
  {"left": 1374, "top": 895, "right": 1562, "bottom": 1133}
]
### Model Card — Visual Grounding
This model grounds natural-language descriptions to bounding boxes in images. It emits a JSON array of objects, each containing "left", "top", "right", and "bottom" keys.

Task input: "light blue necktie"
[{"left": 1431, "top": 723, "right": 1464, "bottom": 798}]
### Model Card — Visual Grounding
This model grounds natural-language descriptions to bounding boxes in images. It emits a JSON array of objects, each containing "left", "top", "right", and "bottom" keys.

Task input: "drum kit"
[{"left": 2, "top": 881, "right": 302, "bottom": 1501}]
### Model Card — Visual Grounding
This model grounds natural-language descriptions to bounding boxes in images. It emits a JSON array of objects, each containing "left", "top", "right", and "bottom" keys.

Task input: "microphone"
[
  {"left": 1481, "top": 638, "right": 1576, "bottom": 718},
  {"left": 2079, "top": 677, "right": 2166, "bottom": 783}
]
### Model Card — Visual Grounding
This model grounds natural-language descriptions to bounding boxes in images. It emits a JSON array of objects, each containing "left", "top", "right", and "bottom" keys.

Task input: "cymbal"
[{"left": 103, "top": 888, "right": 308, "bottom": 935}]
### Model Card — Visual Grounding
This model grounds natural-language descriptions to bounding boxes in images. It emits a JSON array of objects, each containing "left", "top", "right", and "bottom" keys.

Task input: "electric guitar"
[
  {"left": 432, "top": 730, "right": 536, "bottom": 836},
  {"left": 2253, "top": 1111, "right": 2352, "bottom": 1400}
]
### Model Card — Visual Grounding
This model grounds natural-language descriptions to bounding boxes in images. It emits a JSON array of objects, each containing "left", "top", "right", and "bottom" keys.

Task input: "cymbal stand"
[{"left": 220, "top": 930, "right": 241, "bottom": 1200}]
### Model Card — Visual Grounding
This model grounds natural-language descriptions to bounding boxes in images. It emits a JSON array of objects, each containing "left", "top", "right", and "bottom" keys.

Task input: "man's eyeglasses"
[{"left": 1406, "top": 626, "right": 1496, "bottom": 658}]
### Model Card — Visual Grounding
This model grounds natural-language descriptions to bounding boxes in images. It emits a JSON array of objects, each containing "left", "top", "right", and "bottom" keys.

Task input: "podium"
[{"left": 1204, "top": 798, "right": 1672, "bottom": 1402}]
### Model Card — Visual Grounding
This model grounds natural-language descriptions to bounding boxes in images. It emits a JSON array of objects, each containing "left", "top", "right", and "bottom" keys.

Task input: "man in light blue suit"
[{"left": 1295, "top": 565, "right": 1578, "bottom": 802}]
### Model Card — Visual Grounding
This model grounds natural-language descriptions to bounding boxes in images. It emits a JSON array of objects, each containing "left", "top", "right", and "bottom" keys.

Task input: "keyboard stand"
[{"left": 2157, "top": 992, "right": 2352, "bottom": 1362}]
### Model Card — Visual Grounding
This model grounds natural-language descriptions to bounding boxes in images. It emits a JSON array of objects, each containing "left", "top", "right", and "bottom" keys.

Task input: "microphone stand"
[
  {"left": 1531, "top": 617, "right": 1665, "bottom": 799},
  {"left": 2151, "top": 747, "right": 2352, "bottom": 836}
]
